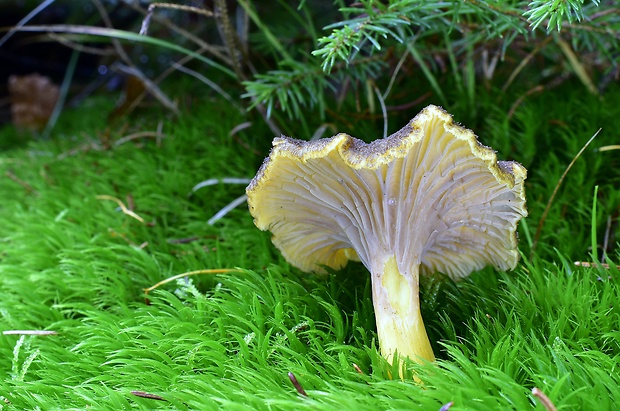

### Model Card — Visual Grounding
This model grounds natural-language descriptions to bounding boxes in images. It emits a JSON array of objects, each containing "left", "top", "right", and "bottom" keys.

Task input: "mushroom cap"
[{"left": 246, "top": 105, "right": 527, "bottom": 280}]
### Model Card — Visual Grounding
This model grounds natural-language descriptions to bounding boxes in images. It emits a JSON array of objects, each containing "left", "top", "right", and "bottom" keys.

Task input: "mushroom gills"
[{"left": 246, "top": 105, "right": 528, "bottom": 372}]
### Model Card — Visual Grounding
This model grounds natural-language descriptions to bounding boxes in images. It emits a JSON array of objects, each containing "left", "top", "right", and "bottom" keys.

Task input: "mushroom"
[{"left": 246, "top": 105, "right": 527, "bottom": 366}]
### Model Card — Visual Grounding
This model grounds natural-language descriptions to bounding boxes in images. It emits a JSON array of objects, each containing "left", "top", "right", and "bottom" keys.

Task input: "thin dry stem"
[
  {"left": 556, "top": 37, "right": 598, "bottom": 95},
  {"left": 0, "top": 0, "right": 55, "bottom": 48},
  {"left": 385, "top": 91, "right": 432, "bottom": 112},
  {"left": 93, "top": 0, "right": 179, "bottom": 115},
  {"left": 140, "top": 2, "right": 213, "bottom": 36},
  {"left": 114, "top": 131, "right": 167, "bottom": 147},
  {"left": 382, "top": 49, "right": 409, "bottom": 100},
  {"left": 113, "top": 63, "right": 179, "bottom": 115},
  {"left": 508, "top": 74, "right": 570, "bottom": 119},
  {"left": 597, "top": 145, "right": 620, "bottom": 152},
  {"left": 574, "top": 261, "right": 620, "bottom": 269},
  {"left": 3, "top": 330, "right": 58, "bottom": 336},
  {"left": 603, "top": 215, "right": 611, "bottom": 262},
  {"left": 96, "top": 195, "right": 145, "bottom": 223},
  {"left": 106, "top": 228, "right": 143, "bottom": 247},
  {"left": 46, "top": 32, "right": 116, "bottom": 55},
  {"left": 501, "top": 37, "right": 552, "bottom": 94},
  {"left": 532, "top": 387, "right": 558, "bottom": 411},
  {"left": 130, "top": 391, "right": 166, "bottom": 401},
  {"left": 129, "top": 1, "right": 230, "bottom": 64},
  {"left": 6, "top": 171, "right": 38, "bottom": 195},
  {"left": 373, "top": 84, "right": 388, "bottom": 140},
  {"left": 207, "top": 194, "right": 248, "bottom": 225},
  {"left": 507, "top": 85, "right": 544, "bottom": 119},
  {"left": 531, "top": 129, "right": 601, "bottom": 256},
  {"left": 144, "top": 269, "right": 244, "bottom": 294},
  {"left": 132, "top": 1, "right": 263, "bottom": 127},
  {"left": 172, "top": 62, "right": 242, "bottom": 111},
  {"left": 287, "top": 372, "right": 308, "bottom": 397},
  {"left": 214, "top": 0, "right": 246, "bottom": 80}
]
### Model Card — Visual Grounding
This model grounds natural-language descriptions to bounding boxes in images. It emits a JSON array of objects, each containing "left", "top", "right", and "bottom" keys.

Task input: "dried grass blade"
[
  {"left": 531, "top": 129, "right": 601, "bottom": 256},
  {"left": 144, "top": 268, "right": 244, "bottom": 294},
  {"left": 96, "top": 195, "right": 145, "bottom": 223}
]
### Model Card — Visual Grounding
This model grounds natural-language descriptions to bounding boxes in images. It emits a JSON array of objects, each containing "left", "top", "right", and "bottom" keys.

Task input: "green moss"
[{"left": 0, "top": 86, "right": 618, "bottom": 410}]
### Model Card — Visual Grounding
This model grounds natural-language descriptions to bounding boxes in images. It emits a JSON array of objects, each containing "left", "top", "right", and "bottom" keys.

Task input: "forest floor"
[{"left": 0, "top": 85, "right": 618, "bottom": 410}]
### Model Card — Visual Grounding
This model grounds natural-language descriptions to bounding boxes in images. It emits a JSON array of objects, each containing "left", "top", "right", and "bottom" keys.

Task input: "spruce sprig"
[{"left": 525, "top": 0, "right": 602, "bottom": 32}]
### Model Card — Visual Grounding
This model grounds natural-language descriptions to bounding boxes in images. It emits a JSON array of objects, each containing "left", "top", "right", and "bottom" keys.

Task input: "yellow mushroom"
[{"left": 246, "top": 105, "right": 527, "bottom": 366}]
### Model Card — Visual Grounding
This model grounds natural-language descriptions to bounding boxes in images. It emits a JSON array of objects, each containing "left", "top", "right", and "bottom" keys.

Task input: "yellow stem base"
[{"left": 372, "top": 256, "right": 435, "bottom": 368}]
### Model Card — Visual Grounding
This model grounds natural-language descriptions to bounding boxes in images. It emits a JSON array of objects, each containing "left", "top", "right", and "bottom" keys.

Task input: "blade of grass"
[
  {"left": 10, "top": 25, "right": 236, "bottom": 78},
  {"left": 464, "top": 43, "right": 475, "bottom": 112},
  {"left": 553, "top": 247, "right": 574, "bottom": 276},
  {"left": 42, "top": 49, "right": 79, "bottom": 139},
  {"left": 444, "top": 32, "right": 464, "bottom": 99},
  {"left": 0, "top": 0, "right": 55, "bottom": 47},
  {"left": 172, "top": 63, "right": 243, "bottom": 112},
  {"left": 501, "top": 37, "right": 552, "bottom": 95},
  {"left": 373, "top": 85, "right": 388, "bottom": 140},
  {"left": 236, "top": 0, "right": 292, "bottom": 62},
  {"left": 591, "top": 185, "right": 599, "bottom": 261},
  {"left": 531, "top": 128, "right": 602, "bottom": 257},
  {"left": 556, "top": 37, "right": 598, "bottom": 95},
  {"left": 405, "top": 41, "right": 446, "bottom": 105},
  {"left": 93, "top": 0, "right": 179, "bottom": 115},
  {"left": 597, "top": 145, "right": 620, "bottom": 152},
  {"left": 382, "top": 50, "right": 408, "bottom": 100},
  {"left": 208, "top": 194, "right": 248, "bottom": 225},
  {"left": 520, "top": 218, "right": 533, "bottom": 249}
]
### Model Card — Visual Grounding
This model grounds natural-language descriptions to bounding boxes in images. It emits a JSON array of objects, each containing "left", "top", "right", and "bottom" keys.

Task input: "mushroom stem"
[{"left": 372, "top": 256, "right": 435, "bottom": 367}]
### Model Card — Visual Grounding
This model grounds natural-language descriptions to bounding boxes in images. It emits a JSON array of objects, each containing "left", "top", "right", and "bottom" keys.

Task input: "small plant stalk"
[{"left": 371, "top": 256, "right": 435, "bottom": 367}]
